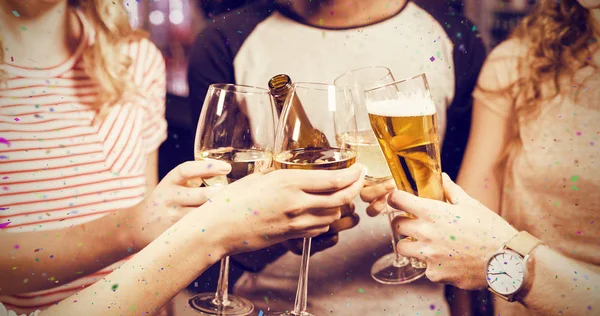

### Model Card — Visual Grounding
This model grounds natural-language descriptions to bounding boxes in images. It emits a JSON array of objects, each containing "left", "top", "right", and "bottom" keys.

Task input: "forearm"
[
  {"left": 456, "top": 169, "right": 502, "bottom": 213},
  {"left": 40, "top": 211, "right": 225, "bottom": 316},
  {"left": 520, "top": 246, "right": 600, "bottom": 315},
  {"left": 0, "top": 207, "right": 137, "bottom": 295}
]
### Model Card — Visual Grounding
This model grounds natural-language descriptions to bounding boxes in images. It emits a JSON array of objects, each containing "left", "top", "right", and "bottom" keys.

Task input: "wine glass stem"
[
  {"left": 386, "top": 211, "right": 403, "bottom": 265},
  {"left": 214, "top": 256, "right": 231, "bottom": 306},
  {"left": 293, "top": 237, "right": 311, "bottom": 314}
]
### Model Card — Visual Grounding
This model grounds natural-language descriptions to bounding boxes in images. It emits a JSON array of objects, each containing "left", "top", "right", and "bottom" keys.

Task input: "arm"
[
  {"left": 389, "top": 175, "right": 600, "bottom": 315},
  {"left": 40, "top": 210, "right": 227, "bottom": 316},
  {"left": 520, "top": 246, "right": 600, "bottom": 315},
  {"left": 0, "top": 155, "right": 157, "bottom": 295}
]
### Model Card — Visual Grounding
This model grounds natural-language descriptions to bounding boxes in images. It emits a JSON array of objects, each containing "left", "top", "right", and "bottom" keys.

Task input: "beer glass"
[
  {"left": 267, "top": 83, "right": 357, "bottom": 316},
  {"left": 365, "top": 73, "right": 444, "bottom": 283},
  {"left": 335, "top": 67, "right": 426, "bottom": 284},
  {"left": 190, "top": 84, "right": 277, "bottom": 315}
]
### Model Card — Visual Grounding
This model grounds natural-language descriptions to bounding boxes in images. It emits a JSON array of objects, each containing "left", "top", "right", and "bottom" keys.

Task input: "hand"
[
  {"left": 387, "top": 173, "right": 518, "bottom": 290},
  {"left": 127, "top": 160, "right": 232, "bottom": 248},
  {"left": 284, "top": 202, "right": 360, "bottom": 255},
  {"left": 360, "top": 178, "right": 397, "bottom": 217},
  {"left": 200, "top": 164, "right": 366, "bottom": 256}
]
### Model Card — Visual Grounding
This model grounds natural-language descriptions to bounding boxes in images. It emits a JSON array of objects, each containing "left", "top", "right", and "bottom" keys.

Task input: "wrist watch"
[{"left": 485, "top": 231, "right": 542, "bottom": 302}]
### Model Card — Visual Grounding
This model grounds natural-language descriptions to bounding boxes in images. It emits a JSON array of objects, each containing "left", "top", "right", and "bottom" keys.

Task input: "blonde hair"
[
  {"left": 1, "top": 0, "right": 148, "bottom": 114},
  {"left": 496, "top": 1, "right": 596, "bottom": 158}
]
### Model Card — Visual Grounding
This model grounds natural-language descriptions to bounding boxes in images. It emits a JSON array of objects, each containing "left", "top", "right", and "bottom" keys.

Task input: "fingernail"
[{"left": 205, "top": 186, "right": 224, "bottom": 196}]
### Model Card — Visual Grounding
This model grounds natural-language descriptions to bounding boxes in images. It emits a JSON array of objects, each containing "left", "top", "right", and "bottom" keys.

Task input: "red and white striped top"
[{"left": 0, "top": 11, "right": 167, "bottom": 312}]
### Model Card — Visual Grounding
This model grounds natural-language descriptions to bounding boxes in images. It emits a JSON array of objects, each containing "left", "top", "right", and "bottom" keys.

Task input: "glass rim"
[
  {"left": 292, "top": 82, "right": 347, "bottom": 92},
  {"left": 208, "top": 83, "right": 270, "bottom": 95},
  {"left": 333, "top": 66, "right": 393, "bottom": 87},
  {"left": 364, "top": 73, "right": 427, "bottom": 93}
]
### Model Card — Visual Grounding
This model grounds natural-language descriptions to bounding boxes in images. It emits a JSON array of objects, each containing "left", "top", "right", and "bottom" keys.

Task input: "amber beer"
[{"left": 366, "top": 98, "right": 444, "bottom": 201}]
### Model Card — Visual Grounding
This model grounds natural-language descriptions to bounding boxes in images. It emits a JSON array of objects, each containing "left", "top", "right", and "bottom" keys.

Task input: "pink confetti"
[
  {"left": 14, "top": 118, "right": 20, "bottom": 122},
  {"left": 429, "top": 56, "right": 435, "bottom": 62},
  {"left": 2, "top": 176, "right": 8, "bottom": 179},
  {"left": 0, "top": 222, "right": 11, "bottom": 229},
  {"left": 14, "top": 244, "right": 20, "bottom": 249},
  {"left": 576, "top": 131, "right": 581, "bottom": 136},
  {"left": 0, "top": 138, "right": 10, "bottom": 147}
]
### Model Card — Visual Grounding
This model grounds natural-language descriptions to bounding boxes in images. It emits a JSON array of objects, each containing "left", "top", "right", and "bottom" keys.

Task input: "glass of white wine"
[
  {"left": 335, "top": 67, "right": 427, "bottom": 284},
  {"left": 267, "top": 83, "right": 357, "bottom": 316},
  {"left": 190, "top": 84, "right": 277, "bottom": 316}
]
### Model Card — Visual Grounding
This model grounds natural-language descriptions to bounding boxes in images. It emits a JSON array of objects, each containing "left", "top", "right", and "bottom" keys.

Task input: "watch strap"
[{"left": 505, "top": 231, "right": 542, "bottom": 257}]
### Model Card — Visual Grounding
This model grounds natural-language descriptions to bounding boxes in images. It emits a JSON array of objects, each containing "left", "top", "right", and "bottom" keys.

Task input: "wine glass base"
[
  {"left": 371, "top": 252, "right": 426, "bottom": 284},
  {"left": 188, "top": 293, "right": 254, "bottom": 316},
  {"left": 266, "top": 311, "right": 314, "bottom": 316}
]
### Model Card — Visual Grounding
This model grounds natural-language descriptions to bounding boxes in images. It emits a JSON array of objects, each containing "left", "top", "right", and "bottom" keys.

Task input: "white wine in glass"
[
  {"left": 335, "top": 66, "right": 426, "bottom": 284},
  {"left": 267, "top": 82, "right": 357, "bottom": 316},
  {"left": 190, "top": 84, "right": 277, "bottom": 316}
]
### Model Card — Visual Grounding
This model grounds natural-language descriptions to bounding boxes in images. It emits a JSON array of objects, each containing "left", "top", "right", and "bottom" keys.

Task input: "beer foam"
[{"left": 366, "top": 91, "right": 436, "bottom": 117}]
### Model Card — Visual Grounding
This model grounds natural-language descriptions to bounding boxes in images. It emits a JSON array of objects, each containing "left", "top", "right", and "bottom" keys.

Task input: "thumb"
[
  {"left": 442, "top": 173, "right": 468, "bottom": 204},
  {"left": 165, "top": 160, "right": 232, "bottom": 184}
]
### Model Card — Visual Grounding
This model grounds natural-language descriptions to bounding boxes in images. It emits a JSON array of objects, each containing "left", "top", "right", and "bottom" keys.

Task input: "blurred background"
[{"left": 125, "top": 0, "right": 538, "bottom": 314}]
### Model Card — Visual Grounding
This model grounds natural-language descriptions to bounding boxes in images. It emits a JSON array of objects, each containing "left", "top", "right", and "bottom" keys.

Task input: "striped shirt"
[{"left": 0, "top": 11, "right": 167, "bottom": 312}]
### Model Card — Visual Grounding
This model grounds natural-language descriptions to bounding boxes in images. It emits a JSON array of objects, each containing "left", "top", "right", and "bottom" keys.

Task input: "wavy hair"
[
  {"left": 507, "top": 1, "right": 595, "bottom": 143},
  {"left": 1, "top": 0, "right": 147, "bottom": 115}
]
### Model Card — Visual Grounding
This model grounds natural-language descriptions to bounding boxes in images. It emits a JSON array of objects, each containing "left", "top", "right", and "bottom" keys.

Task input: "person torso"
[
  {"left": 230, "top": 3, "right": 460, "bottom": 314},
  {"left": 496, "top": 54, "right": 600, "bottom": 316},
  {"left": 0, "top": 13, "right": 166, "bottom": 313}
]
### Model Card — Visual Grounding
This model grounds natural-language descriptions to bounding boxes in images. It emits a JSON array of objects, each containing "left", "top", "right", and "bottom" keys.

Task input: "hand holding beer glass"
[
  {"left": 267, "top": 83, "right": 357, "bottom": 316},
  {"left": 190, "top": 84, "right": 277, "bottom": 315},
  {"left": 364, "top": 73, "right": 444, "bottom": 282}
]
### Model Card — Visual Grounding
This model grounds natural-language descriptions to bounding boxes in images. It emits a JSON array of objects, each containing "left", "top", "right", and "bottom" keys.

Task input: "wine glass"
[
  {"left": 267, "top": 82, "right": 357, "bottom": 316},
  {"left": 364, "top": 73, "right": 445, "bottom": 281},
  {"left": 335, "top": 66, "right": 426, "bottom": 284},
  {"left": 190, "top": 84, "right": 277, "bottom": 316}
]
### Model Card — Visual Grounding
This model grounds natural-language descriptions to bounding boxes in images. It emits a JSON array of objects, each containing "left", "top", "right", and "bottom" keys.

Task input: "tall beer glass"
[
  {"left": 267, "top": 83, "right": 357, "bottom": 316},
  {"left": 365, "top": 73, "right": 444, "bottom": 282},
  {"left": 190, "top": 84, "right": 277, "bottom": 315},
  {"left": 335, "top": 66, "right": 424, "bottom": 284}
]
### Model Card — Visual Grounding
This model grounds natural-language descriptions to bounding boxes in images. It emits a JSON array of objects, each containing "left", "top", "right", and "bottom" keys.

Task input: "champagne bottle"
[{"left": 267, "top": 74, "right": 330, "bottom": 149}]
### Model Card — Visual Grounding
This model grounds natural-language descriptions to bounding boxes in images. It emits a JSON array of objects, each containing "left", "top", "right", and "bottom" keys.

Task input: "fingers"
[
  {"left": 289, "top": 163, "right": 364, "bottom": 193},
  {"left": 165, "top": 160, "right": 232, "bottom": 185},
  {"left": 442, "top": 173, "right": 468, "bottom": 205},
  {"left": 307, "top": 170, "right": 365, "bottom": 209},
  {"left": 170, "top": 186, "right": 224, "bottom": 206},
  {"left": 311, "top": 234, "right": 339, "bottom": 254},
  {"left": 365, "top": 196, "right": 388, "bottom": 217},
  {"left": 360, "top": 178, "right": 396, "bottom": 202},
  {"left": 387, "top": 189, "right": 440, "bottom": 218},
  {"left": 391, "top": 216, "right": 422, "bottom": 240},
  {"left": 340, "top": 203, "right": 355, "bottom": 218},
  {"left": 396, "top": 239, "right": 426, "bottom": 261},
  {"left": 329, "top": 213, "right": 360, "bottom": 233}
]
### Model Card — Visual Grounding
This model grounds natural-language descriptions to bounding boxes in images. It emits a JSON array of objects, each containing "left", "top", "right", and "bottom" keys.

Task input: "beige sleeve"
[{"left": 472, "top": 39, "right": 526, "bottom": 118}]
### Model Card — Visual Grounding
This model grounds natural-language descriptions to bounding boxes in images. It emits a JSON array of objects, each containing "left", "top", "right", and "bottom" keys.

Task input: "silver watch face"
[{"left": 486, "top": 250, "right": 525, "bottom": 295}]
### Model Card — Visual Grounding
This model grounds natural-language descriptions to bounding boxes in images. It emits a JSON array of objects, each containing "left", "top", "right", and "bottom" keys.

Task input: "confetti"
[
  {"left": 111, "top": 284, "right": 119, "bottom": 291},
  {"left": 12, "top": 10, "right": 20, "bottom": 17},
  {"left": 450, "top": 235, "right": 456, "bottom": 241},
  {"left": 20, "top": 25, "right": 27, "bottom": 31},
  {"left": 430, "top": 304, "right": 436, "bottom": 310},
  {"left": 358, "top": 288, "right": 364, "bottom": 293},
  {"left": 14, "top": 244, "right": 20, "bottom": 249},
  {"left": 571, "top": 175, "right": 579, "bottom": 182},
  {"left": 0, "top": 138, "right": 11, "bottom": 147},
  {"left": 13, "top": 117, "right": 20, "bottom": 122},
  {"left": 429, "top": 56, "right": 435, "bottom": 62},
  {"left": 258, "top": 311, "right": 264, "bottom": 316}
]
